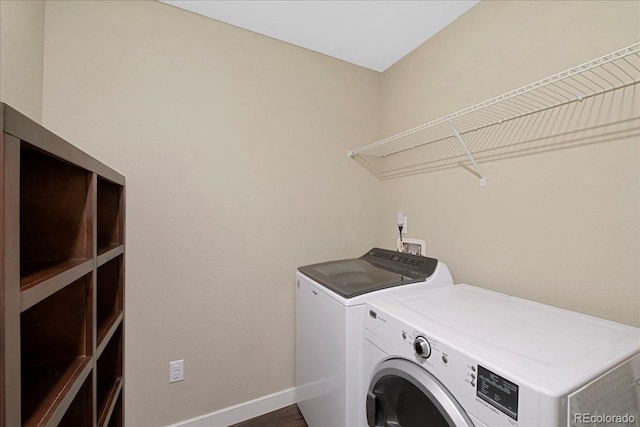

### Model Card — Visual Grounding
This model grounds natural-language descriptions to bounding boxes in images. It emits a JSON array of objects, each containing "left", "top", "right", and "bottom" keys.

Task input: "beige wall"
[
  {"left": 1, "top": 0, "right": 638, "bottom": 425},
  {"left": 0, "top": 0, "right": 45, "bottom": 121},
  {"left": 380, "top": 1, "right": 640, "bottom": 326},
  {"left": 41, "top": 1, "right": 380, "bottom": 425}
]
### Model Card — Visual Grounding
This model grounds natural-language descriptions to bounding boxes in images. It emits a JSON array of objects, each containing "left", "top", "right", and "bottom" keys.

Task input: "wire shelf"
[{"left": 348, "top": 43, "right": 640, "bottom": 182}]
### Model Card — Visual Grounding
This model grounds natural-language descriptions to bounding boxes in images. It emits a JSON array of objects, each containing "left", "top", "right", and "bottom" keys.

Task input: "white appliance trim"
[{"left": 172, "top": 387, "right": 297, "bottom": 427}]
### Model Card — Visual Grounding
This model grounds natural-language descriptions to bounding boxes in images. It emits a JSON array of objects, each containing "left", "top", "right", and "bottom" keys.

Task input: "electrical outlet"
[
  {"left": 170, "top": 359, "right": 184, "bottom": 383},
  {"left": 402, "top": 216, "right": 408, "bottom": 234}
]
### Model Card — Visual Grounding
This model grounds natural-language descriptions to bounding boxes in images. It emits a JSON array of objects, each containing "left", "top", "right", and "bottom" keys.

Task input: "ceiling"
[{"left": 159, "top": 1, "right": 479, "bottom": 72}]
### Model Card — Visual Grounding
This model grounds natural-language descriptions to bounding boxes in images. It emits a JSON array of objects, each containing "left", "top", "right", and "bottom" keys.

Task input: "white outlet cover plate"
[{"left": 170, "top": 359, "right": 184, "bottom": 383}]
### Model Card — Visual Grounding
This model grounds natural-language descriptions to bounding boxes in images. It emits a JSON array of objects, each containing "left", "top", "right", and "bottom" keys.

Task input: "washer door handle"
[{"left": 366, "top": 390, "right": 378, "bottom": 427}]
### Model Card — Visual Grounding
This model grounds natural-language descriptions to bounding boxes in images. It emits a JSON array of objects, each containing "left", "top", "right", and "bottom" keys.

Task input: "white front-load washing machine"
[
  {"left": 296, "top": 248, "right": 453, "bottom": 427},
  {"left": 365, "top": 284, "right": 640, "bottom": 427}
]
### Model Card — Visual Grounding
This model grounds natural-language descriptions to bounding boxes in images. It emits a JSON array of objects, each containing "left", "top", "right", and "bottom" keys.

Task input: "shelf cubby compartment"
[
  {"left": 97, "top": 326, "right": 123, "bottom": 427},
  {"left": 20, "top": 144, "right": 92, "bottom": 290},
  {"left": 97, "top": 177, "right": 124, "bottom": 256},
  {"left": 97, "top": 255, "right": 124, "bottom": 349},
  {"left": 106, "top": 395, "right": 123, "bottom": 427},
  {"left": 20, "top": 274, "right": 93, "bottom": 427},
  {"left": 58, "top": 374, "right": 93, "bottom": 427}
]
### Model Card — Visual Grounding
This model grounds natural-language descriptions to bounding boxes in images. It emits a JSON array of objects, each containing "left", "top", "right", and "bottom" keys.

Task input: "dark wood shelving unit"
[{"left": 1, "top": 103, "right": 126, "bottom": 427}]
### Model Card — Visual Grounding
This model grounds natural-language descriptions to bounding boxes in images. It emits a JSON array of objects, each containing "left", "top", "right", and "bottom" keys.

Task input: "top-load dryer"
[
  {"left": 365, "top": 284, "right": 640, "bottom": 427},
  {"left": 296, "top": 248, "right": 453, "bottom": 427}
]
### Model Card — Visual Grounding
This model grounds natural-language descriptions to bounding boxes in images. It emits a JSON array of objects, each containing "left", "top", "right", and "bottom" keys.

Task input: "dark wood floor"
[{"left": 230, "top": 404, "right": 308, "bottom": 427}]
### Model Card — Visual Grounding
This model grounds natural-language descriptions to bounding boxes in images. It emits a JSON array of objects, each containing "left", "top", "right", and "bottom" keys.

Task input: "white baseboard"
[{"left": 170, "top": 387, "right": 297, "bottom": 427}]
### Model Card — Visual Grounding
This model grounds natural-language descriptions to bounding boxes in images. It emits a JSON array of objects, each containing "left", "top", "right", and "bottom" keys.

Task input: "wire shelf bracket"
[{"left": 448, "top": 120, "right": 485, "bottom": 186}]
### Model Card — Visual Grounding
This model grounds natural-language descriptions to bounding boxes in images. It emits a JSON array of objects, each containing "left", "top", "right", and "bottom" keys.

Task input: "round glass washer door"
[{"left": 366, "top": 359, "right": 474, "bottom": 427}]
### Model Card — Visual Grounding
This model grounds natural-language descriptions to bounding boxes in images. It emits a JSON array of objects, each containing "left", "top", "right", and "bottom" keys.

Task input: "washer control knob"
[{"left": 413, "top": 336, "right": 431, "bottom": 359}]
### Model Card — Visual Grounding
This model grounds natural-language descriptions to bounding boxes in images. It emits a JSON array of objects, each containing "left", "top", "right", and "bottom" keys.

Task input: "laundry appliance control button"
[{"left": 413, "top": 336, "right": 431, "bottom": 359}]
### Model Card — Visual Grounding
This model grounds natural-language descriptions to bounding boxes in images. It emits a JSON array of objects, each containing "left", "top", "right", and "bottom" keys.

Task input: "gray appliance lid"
[{"left": 298, "top": 248, "right": 438, "bottom": 298}]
